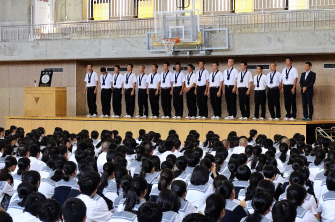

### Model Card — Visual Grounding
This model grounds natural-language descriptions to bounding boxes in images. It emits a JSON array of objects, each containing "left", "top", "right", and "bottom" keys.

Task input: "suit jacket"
[{"left": 300, "top": 71, "right": 316, "bottom": 94}]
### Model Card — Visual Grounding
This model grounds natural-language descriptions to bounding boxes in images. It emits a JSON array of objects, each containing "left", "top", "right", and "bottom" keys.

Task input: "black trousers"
[
  {"left": 112, "top": 88, "right": 122, "bottom": 116},
  {"left": 149, "top": 89, "right": 159, "bottom": 116},
  {"left": 267, "top": 87, "right": 281, "bottom": 119},
  {"left": 238, "top": 87, "right": 250, "bottom": 118},
  {"left": 101, "top": 88, "right": 112, "bottom": 116},
  {"left": 138, "top": 89, "right": 148, "bottom": 116},
  {"left": 254, "top": 90, "right": 266, "bottom": 118},
  {"left": 225, "top": 85, "right": 237, "bottom": 117},
  {"left": 173, "top": 86, "right": 183, "bottom": 117},
  {"left": 197, "top": 86, "right": 208, "bottom": 117},
  {"left": 210, "top": 87, "right": 222, "bottom": 117},
  {"left": 283, "top": 85, "right": 296, "bottom": 118},
  {"left": 161, "top": 88, "right": 172, "bottom": 117},
  {"left": 302, "top": 92, "right": 313, "bottom": 119},
  {"left": 125, "top": 88, "right": 135, "bottom": 117},
  {"left": 186, "top": 87, "right": 197, "bottom": 117},
  {"left": 87, "top": 86, "right": 97, "bottom": 115}
]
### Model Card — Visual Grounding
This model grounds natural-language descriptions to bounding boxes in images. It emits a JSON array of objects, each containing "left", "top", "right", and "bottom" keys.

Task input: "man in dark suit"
[{"left": 300, "top": 62, "right": 316, "bottom": 121}]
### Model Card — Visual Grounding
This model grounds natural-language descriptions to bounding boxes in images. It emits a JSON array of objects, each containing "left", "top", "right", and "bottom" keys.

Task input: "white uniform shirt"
[
  {"left": 77, "top": 194, "right": 112, "bottom": 222},
  {"left": 185, "top": 72, "right": 196, "bottom": 88},
  {"left": 28, "top": 157, "right": 45, "bottom": 172},
  {"left": 100, "top": 73, "right": 113, "bottom": 89},
  {"left": 12, "top": 212, "right": 40, "bottom": 222},
  {"left": 209, "top": 71, "right": 224, "bottom": 87},
  {"left": 196, "top": 69, "right": 209, "bottom": 86},
  {"left": 137, "top": 73, "right": 148, "bottom": 89},
  {"left": 84, "top": 71, "right": 99, "bottom": 87},
  {"left": 295, "top": 206, "right": 317, "bottom": 222},
  {"left": 282, "top": 66, "right": 298, "bottom": 85},
  {"left": 97, "top": 152, "right": 107, "bottom": 173},
  {"left": 223, "top": 67, "right": 238, "bottom": 86},
  {"left": 0, "top": 181, "right": 14, "bottom": 203},
  {"left": 237, "top": 70, "right": 253, "bottom": 88},
  {"left": 317, "top": 191, "right": 335, "bottom": 222},
  {"left": 266, "top": 71, "right": 282, "bottom": 88},
  {"left": 173, "top": 71, "right": 185, "bottom": 87},
  {"left": 146, "top": 73, "right": 161, "bottom": 89},
  {"left": 254, "top": 74, "right": 267, "bottom": 90},
  {"left": 160, "top": 71, "right": 174, "bottom": 88},
  {"left": 113, "top": 73, "right": 124, "bottom": 89},
  {"left": 232, "top": 146, "right": 246, "bottom": 154},
  {"left": 123, "top": 72, "right": 137, "bottom": 89},
  {"left": 159, "top": 151, "right": 175, "bottom": 165},
  {"left": 186, "top": 183, "right": 214, "bottom": 213}
]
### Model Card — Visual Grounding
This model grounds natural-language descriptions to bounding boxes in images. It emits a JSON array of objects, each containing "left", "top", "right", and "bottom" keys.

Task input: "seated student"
[
  {"left": 297, "top": 167, "right": 315, "bottom": 197},
  {"left": 28, "top": 145, "right": 45, "bottom": 172},
  {"left": 76, "top": 171, "right": 112, "bottom": 222},
  {"left": 40, "top": 155, "right": 57, "bottom": 179},
  {"left": 287, "top": 184, "right": 317, "bottom": 222},
  {"left": 137, "top": 202, "right": 163, "bottom": 222},
  {"left": 174, "top": 156, "right": 191, "bottom": 183},
  {"left": 151, "top": 161, "right": 174, "bottom": 190},
  {"left": 272, "top": 200, "right": 297, "bottom": 222},
  {"left": 138, "top": 159, "right": 159, "bottom": 200},
  {"left": 10, "top": 170, "right": 40, "bottom": 204},
  {"left": 216, "top": 180, "right": 247, "bottom": 222},
  {"left": 248, "top": 146, "right": 262, "bottom": 172},
  {"left": 200, "top": 158, "right": 217, "bottom": 185},
  {"left": 12, "top": 157, "right": 30, "bottom": 190},
  {"left": 149, "top": 155, "right": 161, "bottom": 173},
  {"left": 232, "top": 165, "right": 251, "bottom": 199},
  {"left": 240, "top": 192, "right": 273, "bottom": 222},
  {"left": 183, "top": 213, "right": 209, "bottom": 222},
  {"left": 303, "top": 144, "right": 315, "bottom": 163},
  {"left": 317, "top": 159, "right": 335, "bottom": 199},
  {"left": 103, "top": 166, "right": 128, "bottom": 203},
  {"left": 114, "top": 175, "right": 132, "bottom": 210},
  {"left": 275, "top": 143, "right": 289, "bottom": 173},
  {"left": 263, "top": 164, "right": 284, "bottom": 200},
  {"left": 150, "top": 168, "right": 174, "bottom": 202},
  {"left": 204, "top": 193, "right": 226, "bottom": 222},
  {"left": 0, "top": 145, "right": 15, "bottom": 169},
  {"left": 118, "top": 177, "right": 147, "bottom": 213},
  {"left": 184, "top": 152, "right": 200, "bottom": 175},
  {"left": 283, "top": 155, "right": 304, "bottom": 178},
  {"left": 62, "top": 198, "right": 87, "bottom": 222},
  {"left": 240, "top": 172, "right": 264, "bottom": 202},
  {"left": 133, "top": 153, "right": 151, "bottom": 178},
  {"left": 37, "top": 199, "right": 62, "bottom": 222},
  {"left": 156, "top": 189, "right": 183, "bottom": 222},
  {"left": 226, "top": 160, "right": 240, "bottom": 181},
  {"left": 158, "top": 140, "right": 177, "bottom": 164},
  {"left": 215, "top": 154, "right": 228, "bottom": 176},
  {"left": 186, "top": 166, "right": 214, "bottom": 212},
  {"left": 318, "top": 172, "right": 335, "bottom": 222},
  {"left": 309, "top": 149, "right": 326, "bottom": 178},
  {"left": 12, "top": 192, "right": 46, "bottom": 222},
  {"left": 0, "top": 173, "right": 14, "bottom": 204}
]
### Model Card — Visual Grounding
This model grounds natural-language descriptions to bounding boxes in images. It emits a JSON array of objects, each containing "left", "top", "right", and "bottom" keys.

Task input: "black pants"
[
  {"left": 101, "top": 88, "right": 112, "bottom": 116},
  {"left": 254, "top": 90, "right": 266, "bottom": 118},
  {"left": 125, "top": 88, "right": 135, "bottom": 117},
  {"left": 87, "top": 87, "right": 97, "bottom": 115},
  {"left": 210, "top": 87, "right": 222, "bottom": 117},
  {"left": 268, "top": 87, "right": 281, "bottom": 119},
  {"left": 173, "top": 86, "right": 183, "bottom": 117},
  {"left": 238, "top": 87, "right": 250, "bottom": 118},
  {"left": 112, "top": 88, "right": 122, "bottom": 116},
  {"left": 138, "top": 89, "right": 148, "bottom": 116},
  {"left": 283, "top": 85, "right": 296, "bottom": 118},
  {"left": 161, "top": 88, "right": 172, "bottom": 117},
  {"left": 302, "top": 92, "right": 313, "bottom": 119},
  {"left": 149, "top": 89, "right": 159, "bottom": 116},
  {"left": 197, "top": 86, "right": 208, "bottom": 117},
  {"left": 225, "top": 85, "right": 237, "bottom": 117},
  {"left": 186, "top": 87, "right": 197, "bottom": 117}
]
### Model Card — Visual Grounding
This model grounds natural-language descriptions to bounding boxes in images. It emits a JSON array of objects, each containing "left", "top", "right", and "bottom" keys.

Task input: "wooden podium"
[{"left": 24, "top": 87, "right": 67, "bottom": 117}]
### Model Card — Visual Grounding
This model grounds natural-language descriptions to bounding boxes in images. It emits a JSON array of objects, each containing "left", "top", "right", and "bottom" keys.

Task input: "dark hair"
[
  {"left": 289, "top": 171, "right": 304, "bottom": 186},
  {"left": 257, "top": 65, "right": 264, "bottom": 70},
  {"left": 62, "top": 198, "right": 87, "bottom": 222},
  {"left": 115, "top": 65, "right": 120, "bottom": 69},
  {"left": 139, "top": 160, "right": 155, "bottom": 179},
  {"left": 255, "top": 154, "right": 267, "bottom": 172},
  {"left": 236, "top": 165, "right": 251, "bottom": 181},
  {"left": 248, "top": 129, "right": 257, "bottom": 142},
  {"left": 199, "top": 60, "right": 206, "bottom": 64},
  {"left": 78, "top": 171, "right": 100, "bottom": 196},
  {"left": 158, "top": 168, "right": 174, "bottom": 191},
  {"left": 272, "top": 200, "right": 297, "bottom": 222},
  {"left": 245, "top": 192, "right": 272, "bottom": 222},
  {"left": 286, "top": 58, "right": 293, "bottom": 62},
  {"left": 100, "top": 67, "right": 106, "bottom": 72},
  {"left": 174, "top": 156, "right": 188, "bottom": 177},
  {"left": 22, "top": 170, "right": 40, "bottom": 187},
  {"left": 228, "top": 160, "right": 240, "bottom": 181},
  {"left": 124, "top": 177, "right": 147, "bottom": 212},
  {"left": 212, "top": 62, "right": 219, "bottom": 66},
  {"left": 279, "top": 143, "right": 289, "bottom": 163},
  {"left": 50, "top": 156, "right": 67, "bottom": 182},
  {"left": 287, "top": 184, "right": 306, "bottom": 207},
  {"left": 29, "top": 145, "right": 40, "bottom": 158},
  {"left": 0, "top": 156, "right": 17, "bottom": 174},
  {"left": 171, "top": 180, "right": 187, "bottom": 197},
  {"left": 62, "top": 161, "right": 76, "bottom": 181},
  {"left": 135, "top": 146, "right": 145, "bottom": 162},
  {"left": 152, "top": 64, "right": 158, "bottom": 69},
  {"left": 251, "top": 146, "right": 262, "bottom": 169},
  {"left": 37, "top": 199, "right": 62, "bottom": 222},
  {"left": 216, "top": 180, "right": 234, "bottom": 199},
  {"left": 306, "top": 62, "right": 312, "bottom": 67},
  {"left": 156, "top": 189, "right": 180, "bottom": 213},
  {"left": 215, "top": 154, "right": 225, "bottom": 172},
  {"left": 327, "top": 172, "right": 335, "bottom": 191},
  {"left": 17, "top": 182, "right": 36, "bottom": 207},
  {"left": 0, "top": 211, "right": 13, "bottom": 222},
  {"left": 137, "top": 202, "right": 163, "bottom": 222},
  {"left": 190, "top": 165, "right": 209, "bottom": 185},
  {"left": 205, "top": 194, "right": 226, "bottom": 222},
  {"left": 24, "top": 192, "right": 46, "bottom": 216},
  {"left": 164, "top": 62, "right": 170, "bottom": 67},
  {"left": 128, "top": 64, "right": 134, "bottom": 68},
  {"left": 255, "top": 180, "right": 275, "bottom": 196},
  {"left": 98, "top": 162, "right": 115, "bottom": 192},
  {"left": 213, "top": 175, "right": 228, "bottom": 189},
  {"left": 149, "top": 156, "right": 161, "bottom": 172},
  {"left": 183, "top": 213, "right": 209, "bottom": 222},
  {"left": 314, "top": 149, "right": 326, "bottom": 165},
  {"left": 115, "top": 166, "right": 128, "bottom": 196},
  {"left": 245, "top": 172, "right": 264, "bottom": 201},
  {"left": 263, "top": 164, "right": 277, "bottom": 179},
  {"left": 241, "top": 61, "right": 248, "bottom": 66}
]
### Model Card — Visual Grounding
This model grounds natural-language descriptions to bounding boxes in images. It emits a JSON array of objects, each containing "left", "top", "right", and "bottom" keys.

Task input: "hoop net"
[{"left": 162, "top": 39, "right": 176, "bottom": 54}]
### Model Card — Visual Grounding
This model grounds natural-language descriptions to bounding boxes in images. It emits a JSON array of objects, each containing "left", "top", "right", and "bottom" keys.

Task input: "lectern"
[{"left": 24, "top": 87, "right": 67, "bottom": 117}]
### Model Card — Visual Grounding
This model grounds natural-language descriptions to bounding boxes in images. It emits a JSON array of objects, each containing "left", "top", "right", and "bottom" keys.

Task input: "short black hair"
[
  {"left": 164, "top": 62, "right": 170, "bottom": 66},
  {"left": 62, "top": 198, "right": 87, "bottom": 222},
  {"left": 212, "top": 62, "right": 219, "bottom": 66},
  {"left": 287, "top": 58, "right": 293, "bottom": 62},
  {"left": 289, "top": 171, "right": 304, "bottom": 186},
  {"left": 236, "top": 165, "right": 251, "bottom": 181},
  {"left": 190, "top": 165, "right": 209, "bottom": 185},
  {"left": 327, "top": 172, "right": 335, "bottom": 191},
  {"left": 137, "top": 202, "right": 163, "bottom": 222},
  {"left": 78, "top": 171, "right": 100, "bottom": 196},
  {"left": 175, "top": 62, "right": 181, "bottom": 66},
  {"left": 128, "top": 64, "right": 133, "bottom": 68},
  {"left": 272, "top": 200, "right": 297, "bottom": 222},
  {"left": 187, "top": 64, "right": 194, "bottom": 69},
  {"left": 183, "top": 213, "right": 209, "bottom": 222},
  {"left": 0, "top": 211, "right": 13, "bottom": 222},
  {"left": 115, "top": 65, "right": 120, "bottom": 69},
  {"left": 24, "top": 192, "right": 46, "bottom": 216},
  {"left": 29, "top": 145, "right": 40, "bottom": 157},
  {"left": 38, "top": 199, "right": 62, "bottom": 222},
  {"left": 199, "top": 60, "right": 205, "bottom": 64},
  {"left": 287, "top": 184, "right": 306, "bottom": 207},
  {"left": 87, "top": 63, "right": 93, "bottom": 67},
  {"left": 100, "top": 67, "right": 106, "bottom": 72},
  {"left": 152, "top": 64, "right": 158, "bottom": 69},
  {"left": 156, "top": 189, "right": 180, "bottom": 213},
  {"left": 22, "top": 170, "right": 41, "bottom": 187},
  {"left": 263, "top": 164, "right": 277, "bottom": 179},
  {"left": 241, "top": 61, "right": 248, "bottom": 66},
  {"left": 305, "top": 62, "right": 312, "bottom": 67},
  {"left": 91, "top": 130, "right": 99, "bottom": 139},
  {"left": 257, "top": 65, "right": 263, "bottom": 70}
]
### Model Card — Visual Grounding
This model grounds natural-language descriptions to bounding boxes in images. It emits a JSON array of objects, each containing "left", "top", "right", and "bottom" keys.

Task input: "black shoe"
[
  {"left": 302, "top": 118, "right": 307, "bottom": 121},
  {"left": 306, "top": 118, "right": 312, "bottom": 121}
]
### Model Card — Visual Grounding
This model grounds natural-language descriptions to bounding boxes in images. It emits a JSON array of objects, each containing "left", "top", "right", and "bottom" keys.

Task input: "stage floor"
[{"left": 6, "top": 116, "right": 335, "bottom": 143}]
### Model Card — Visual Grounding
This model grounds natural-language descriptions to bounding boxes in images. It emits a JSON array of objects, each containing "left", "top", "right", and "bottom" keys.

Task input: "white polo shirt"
[
  {"left": 282, "top": 66, "right": 298, "bottom": 85},
  {"left": 113, "top": 73, "right": 124, "bottom": 89},
  {"left": 318, "top": 191, "right": 335, "bottom": 222},
  {"left": 147, "top": 73, "right": 161, "bottom": 89},
  {"left": 173, "top": 71, "right": 185, "bottom": 87},
  {"left": 237, "top": 70, "right": 253, "bottom": 88},
  {"left": 254, "top": 74, "right": 267, "bottom": 90},
  {"left": 100, "top": 73, "right": 113, "bottom": 89},
  {"left": 77, "top": 194, "right": 112, "bottom": 222},
  {"left": 209, "top": 70, "right": 223, "bottom": 87},
  {"left": 266, "top": 71, "right": 282, "bottom": 88},
  {"left": 84, "top": 71, "right": 98, "bottom": 87},
  {"left": 137, "top": 73, "right": 148, "bottom": 89},
  {"left": 185, "top": 72, "right": 196, "bottom": 88},
  {"left": 223, "top": 67, "right": 238, "bottom": 86},
  {"left": 160, "top": 71, "right": 174, "bottom": 88},
  {"left": 196, "top": 69, "right": 210, "bottom": 86},
  {"left": 123, "top": 72, "right": 137, "bottom": 89}
]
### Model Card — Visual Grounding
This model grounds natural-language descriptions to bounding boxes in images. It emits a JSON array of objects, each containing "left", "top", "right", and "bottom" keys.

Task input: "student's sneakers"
[
  {"left": 239, "top": 117, "right": 244, "bottom": 120},
  {"left": 114, "top": 115, "right": 120, "bottom": 118},
  {"left": 274, "top": 118, "right": 279, "bottom": 121},
  {"left": 283, "top": 117, "right": 289, "bottom": 121},
  {"left": 306, "top": 118, "right": 312, "bottom": 121},
  {"left": 161, "top": 116, "right": 166, "bottom": 119},
  {"left": 135, "top": 115, "right": 141, "bottom": 118},
  {"left": 259, "top": 117, "right": 264, "bottom": 120},
  {"left": 243, "top": 117, "right": 248, "bottom": 120},
  {"left": 149, "top": 116, "right": 154, "bottom": 119},
  {"left": 215, "top": 116, "right": 221, "bottom": 119},
  {"left": 302, "top": 118, "right": 307, "bottom": 121},
  {"left": 289, "top": 118, "right": 295, "bottom": 121},
  {"left": 111, "top": 115, "right": 115, "bottom": 118},
  {"left": 268, "top": 118, "right": 273, "bottom": 121},
  {"left": 142, "top": 115, "right": 147, "bottom": 118},
  {"left": 165, "top": 116, "right": 170, "bottom": 119},
  {"left": 124, "top": 115, "right": 130, "bottom": 118},
  {"left": 191, "top": 116, "right": 196, "bottom": 119},
  {"left": 211, "top": 116, "right": 216, "bottom": 119},
  {"left": 86, "top": 114, "right": 93, "bottom": 118},
  {"left": 197, "top": 116, "right": 202, "bottom": 119},
  {"left": 201, "top": 116, "right": 207, "bottom": 120},
  {"left": 92, "top": 114, "right": 97, "bottom": 117},
  {"left": 253, "top": 117, "right": 258, "bottom": 120},
  {"left": 173, "top": 116, "right": 177, "bottom": 119},
  {"left": 100, "top": 115, "right": 105, "bottom": 118},
  {"left": 185, "top": 116, "right": 191, "bottom": 119},
  {"left": 153, "top": 116, "right": 157, "bottom": 119},
  {"left": 224, "top": 116, "right": 230, "bottom": 120},
  {"left": 104, "top": 115, "right": 109, "bottom": 117},
  {"left": 177, "top": 116, "right": 181, "bottom": 119}
]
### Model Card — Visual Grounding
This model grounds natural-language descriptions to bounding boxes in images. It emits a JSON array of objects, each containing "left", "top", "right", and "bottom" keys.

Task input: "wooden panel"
[
  {"left": 83, "top": 121, "right": 113, "bottom": 134},
  {"left": 113, "top": 121, "right": 142, "bottom": 140},
  {"left": 170, "top": 122, "right": 203, "bottom": 143},
  {"left": 7, "top": 119, "right": 31, "bottom": 132},
  {"left": 202, "top": 123, "right": 236, "bottom": 142},
  {"left": 269, "top": 125, "right": 306, "bottom": 139},
  {"left": 140, "top": 121, "right": 172, "bottom": 139},
  {"left": 235, "top": 123, "right": 271, "bottom": 139},
  {"left": 31, "top": 120, "right": 57, "bottom": 135}
]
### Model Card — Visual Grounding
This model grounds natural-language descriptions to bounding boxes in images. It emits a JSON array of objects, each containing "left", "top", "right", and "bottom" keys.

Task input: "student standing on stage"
[
  {"left": 136, "top": 65, "right": 149, "bottom": 119},
  {"left": 112, "top": 65, "right": 123, "bottom": 118},
  {"left": 300, "top": 62, "right": 316, "bottom": 121},
  {"left": 209, "top": 62, "right": 223, "bottom": 119},
  {"left": 185, "top": 64, "right": 197, "bottom": 119},
  {"left": 223, "top": 59, "right": 238, "bottom": 120},
  {"left": 147, "top": 64, "right": 161, "bottom": 119},
  {"left": 84, "top": 63, "right": 98, "bottom": 118},
  {"left": 172, "top": 62, "right": 185, "bottom": 119},
  {"left": 195, "top": 60, "right": 209, "bottom": 119},
  {"left": 236, "top": 61, "right": 253, "bottom": 120},
  {"left": 253, "top": 65, "right": 267, "bottom": 120},
  {"left": 267, "top": 63, "right": 282, "bottom": 121},
  {"left": 123, "top": 64, "right": 137, "bottom": 118},
  {"left": 99, "top": 67, "right": 113, "bottom": 118},
  {"left": 282, "top": 58, "right": 298, "bottom": 121},
  {"left": 160, "top": 62, "right": 174, "bottom": 119}
]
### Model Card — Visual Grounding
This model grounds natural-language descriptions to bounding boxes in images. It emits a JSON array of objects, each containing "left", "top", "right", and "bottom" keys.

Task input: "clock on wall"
[{"left": 39, "top": 70, "right": 53, "bottom": 87}]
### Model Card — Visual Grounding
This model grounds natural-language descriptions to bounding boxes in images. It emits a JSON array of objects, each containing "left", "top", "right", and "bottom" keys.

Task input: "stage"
[{"left": 6, "top": 116, "right": 335, "bottom": 143}]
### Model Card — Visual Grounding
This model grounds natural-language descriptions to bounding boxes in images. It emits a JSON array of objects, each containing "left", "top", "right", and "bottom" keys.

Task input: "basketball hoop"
[{"left": 162, "top": 38, "right": 177, "bottom": 54}]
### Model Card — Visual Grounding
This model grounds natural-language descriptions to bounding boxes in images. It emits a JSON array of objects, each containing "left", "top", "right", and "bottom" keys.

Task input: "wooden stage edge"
[{"left": 5, "top": 116, "right": 335, "bottom": 143}]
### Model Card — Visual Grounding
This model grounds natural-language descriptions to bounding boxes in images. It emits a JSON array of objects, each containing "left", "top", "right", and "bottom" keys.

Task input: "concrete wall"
[
  {"left": 0, "top": 0, "right": 33, "bottom": 26},
  {"left": 55, "top": 0, "right": 83, "bottom": 23}
]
